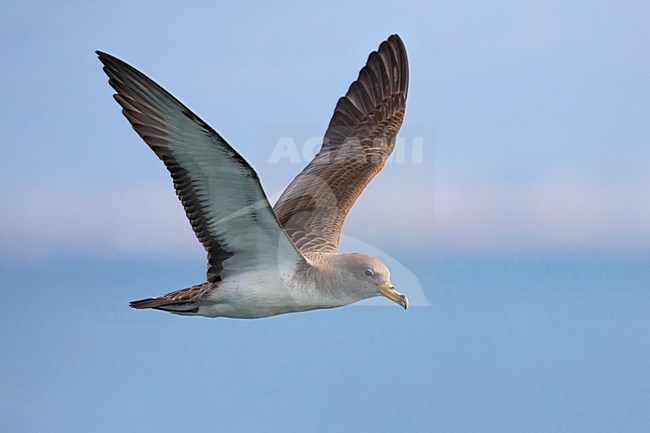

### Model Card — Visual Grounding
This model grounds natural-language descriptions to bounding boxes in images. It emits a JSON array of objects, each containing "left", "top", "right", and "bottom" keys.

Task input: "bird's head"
[{"left": 338, "top": 253, "right": 408, "bottom": 309}]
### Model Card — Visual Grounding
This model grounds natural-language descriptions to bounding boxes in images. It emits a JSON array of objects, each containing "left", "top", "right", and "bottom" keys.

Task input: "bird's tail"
[
  {"left": 129, "top": 297, "right": 199, "bottom": 314},
  {"left": 129, "top": 282, "right": 210, "bottom": 314}
]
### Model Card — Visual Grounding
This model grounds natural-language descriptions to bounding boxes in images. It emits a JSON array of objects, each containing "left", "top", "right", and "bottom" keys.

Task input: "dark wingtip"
[
  {"left": 387, "top": 34, "right": 404, "bottom": 46},
  {"left": 386, "top": 34, "right": 407, "bottom": 53},
  {"left": 95, "top": 51, "right": 129, "bottom": 70},
  {"left": 96, "top": 50, "right": 110, "bottom": 61}
]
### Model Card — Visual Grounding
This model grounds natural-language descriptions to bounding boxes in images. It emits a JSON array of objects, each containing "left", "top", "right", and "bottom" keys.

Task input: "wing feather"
[
  {"left": 98, "top": 51, "right": 306, "bottom": 282},
  {"left": 273, "top": 35, "right": 409, "bottom": 254}
]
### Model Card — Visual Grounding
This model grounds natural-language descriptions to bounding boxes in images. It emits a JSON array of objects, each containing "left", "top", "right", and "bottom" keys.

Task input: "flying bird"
[{"left": 97, "top": 34, "right": 409, "bottom": 318}]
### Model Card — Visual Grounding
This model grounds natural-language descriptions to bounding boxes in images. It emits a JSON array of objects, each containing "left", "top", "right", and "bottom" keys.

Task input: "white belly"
[{"left": 196, "top": 269, "right": 352, "bottom": 318}]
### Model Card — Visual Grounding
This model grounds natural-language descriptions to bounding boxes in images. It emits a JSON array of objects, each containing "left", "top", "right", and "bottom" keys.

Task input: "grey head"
[{"left": 328, "top": 253, "right": 409, "bottom": 309}]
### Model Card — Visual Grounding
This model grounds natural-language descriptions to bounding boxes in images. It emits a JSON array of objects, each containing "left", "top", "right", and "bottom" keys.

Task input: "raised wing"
[
  {"left": 273, "top": 34, "right": 409, "bottom": 254},
  {"left": 98, "top": 51, "right": 306, "bottom": 282}
]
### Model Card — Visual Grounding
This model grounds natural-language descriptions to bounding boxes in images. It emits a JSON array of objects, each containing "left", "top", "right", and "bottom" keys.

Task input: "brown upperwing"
[{"left": 273, "top": 35, "right": 409, "bottom": 254}]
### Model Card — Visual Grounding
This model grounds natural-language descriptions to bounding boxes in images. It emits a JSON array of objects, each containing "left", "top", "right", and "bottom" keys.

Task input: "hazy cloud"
[
  {"left": 432, "top": 175, "right": 650, "bottom": 254},
  {"left": 2, "top": 174, "right": 649, "bottom": 262}
]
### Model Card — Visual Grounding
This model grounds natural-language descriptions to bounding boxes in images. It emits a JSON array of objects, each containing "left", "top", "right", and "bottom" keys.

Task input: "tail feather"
[
  {"left": 129, "top": 297, "right": 199, "bottom": 314},
  {"left": 129, "top": 282, "right": 211, "bottom": 314}
]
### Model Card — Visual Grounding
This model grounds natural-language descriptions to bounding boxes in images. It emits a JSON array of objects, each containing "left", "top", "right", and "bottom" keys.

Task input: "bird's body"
[
  {"left": 131, "top": 253, "right": 391, "bottom": 318},
  {"left": 191, "top": 265, "right": 333, "bottom": 319},
  {"left": 98, "top": 35, "right": 410, "bottom": 319}
]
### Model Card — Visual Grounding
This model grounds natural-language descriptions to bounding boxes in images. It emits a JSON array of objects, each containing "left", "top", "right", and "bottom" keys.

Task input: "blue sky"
[
  {"left": 1, "top": 1, "right": 649, "bottom": 432},
  {"left": 1, "top": 0, "right": 649, "bottom": 260}
]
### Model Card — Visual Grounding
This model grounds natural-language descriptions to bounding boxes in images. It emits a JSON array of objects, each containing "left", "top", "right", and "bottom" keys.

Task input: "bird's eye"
[{"left": 364, "top": 269, "right": 374, "bottom": 277}]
